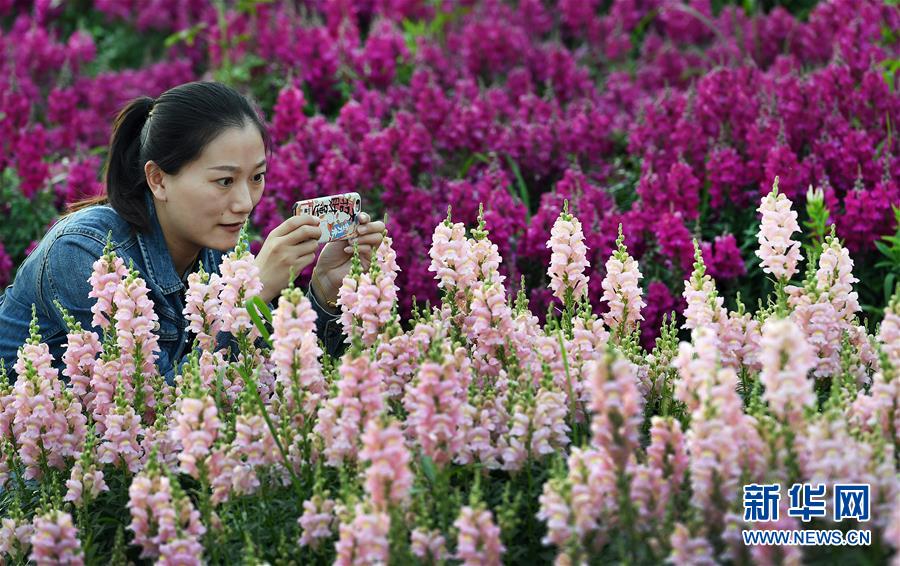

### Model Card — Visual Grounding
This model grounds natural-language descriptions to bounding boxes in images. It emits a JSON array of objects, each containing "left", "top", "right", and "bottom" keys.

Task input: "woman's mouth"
[{"left": 220, "top": 222, "right": 244, "bottom": 233}]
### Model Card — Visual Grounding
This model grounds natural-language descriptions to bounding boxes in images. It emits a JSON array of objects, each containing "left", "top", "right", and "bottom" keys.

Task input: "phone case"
[{"left": 292, "top": 192, "right": 362, "bottom": 243}]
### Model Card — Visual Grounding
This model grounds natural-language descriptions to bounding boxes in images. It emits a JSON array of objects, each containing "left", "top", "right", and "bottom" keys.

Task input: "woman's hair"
[{"left": 67, "top": 81, "right": 271, "bottom": 232}]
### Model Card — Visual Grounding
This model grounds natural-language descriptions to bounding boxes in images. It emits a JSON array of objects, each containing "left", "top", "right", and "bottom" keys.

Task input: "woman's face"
[{"left": 148, "top": 122, "right": 267, "bottom": 257}]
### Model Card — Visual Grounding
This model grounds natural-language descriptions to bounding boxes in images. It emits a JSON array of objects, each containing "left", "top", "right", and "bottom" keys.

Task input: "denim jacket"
[{"left": 0, "top": 192, "right": 345, "bottom": 384}]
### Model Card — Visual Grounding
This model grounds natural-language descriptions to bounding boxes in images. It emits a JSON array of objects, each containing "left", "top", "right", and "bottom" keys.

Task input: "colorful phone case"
[{"left": 292, "top": 192, "right": 362, "bottom": 243}]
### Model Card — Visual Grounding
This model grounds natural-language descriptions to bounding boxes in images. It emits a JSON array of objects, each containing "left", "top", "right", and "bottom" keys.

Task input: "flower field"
[
  {"left": 2, "top": 184, "right": 899, "bottom": 564},
  {"left": 1, "top": 0, "right": 900, "bottom": 564}
]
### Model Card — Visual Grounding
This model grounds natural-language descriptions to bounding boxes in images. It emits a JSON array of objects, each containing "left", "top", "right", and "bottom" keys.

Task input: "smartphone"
[{"left": 292, "top": 192, "right": 362, "bottom": 244}]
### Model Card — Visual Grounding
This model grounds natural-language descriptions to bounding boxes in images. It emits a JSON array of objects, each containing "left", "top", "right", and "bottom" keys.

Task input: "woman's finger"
[
  {"left": 283, "top": 224, "right": 323, "bottom": 245},
  {"left": 357, "top": 220, "right": 385, "bottom": 235},
  {"left": 356, "top": 233, "right": 384, "bottom": 246},
  {"left": 291, "top": 251, "right": 317, "bottom": 273},
  {"left": 287, "top": 239, "right": 320, "bottom": 259},
  {"left": 269, "top": 214, "right": 318, "bottom": 238},
  {"left": 344, "top": 244, "right": 374, "bottom": 255},
  {"left": 358, "top": 212, "right": 371, "bottom": 225}
]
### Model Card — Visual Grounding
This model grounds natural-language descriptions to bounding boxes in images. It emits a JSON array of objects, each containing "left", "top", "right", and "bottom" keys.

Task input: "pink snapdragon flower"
[
  {"left": 537, "top": 478, "right": 573, "bottom": 548},
  {"left": 879, "top": 292, "right": 900, "bottom": 370},
  {"left": 372, "top": 232, "right": 400, "bottom": 317},
  {"left": 359, "top": 418, "right": 413, "bottom": 511},
  {"left": 96, "top": 384, "right": 144, "bottom": 473},
  {"left": 465, "top": 278, "right": 514, "bottom": 363},
  {"left": 227, "top": 410, "right": 280, "bottom": 497},
  {"left": 760, "top": 317, "right": 816, "bottom": 426},
  {"left": 113, "top": 269, "right": 161, "bottom": 409},
  {"left": 629, "top": 462, "right": 668, "bottom": 526},
  {"left": 0, "top": 516, "right": 33, "bottom": 560},
  {"left": 500, "top": 404, "right": 530, "bottom": 471},
  {"left": 885, "top": 501, "right": 900, "bottom": 560},
  {"left": 756, "top": 180, "right": 803, "bottom": 280},
  {"left": 668, "top": 523, "right": 716, "bottom": 566},
  {"left": 791, "top": 298, "right": 842, "bottom": 379},
  {"left": 64, "top": 435, "right": 108, "bottom": 507},
  {"left": 11, "top": 316, "right": 86, "bottom": 479},
  {"left": 87, "top": 243, "right": 127, "bottom": 331},
  {"left": 314, "top": 348, "right": 386, "bottom": 466},
  {"left": 454, "top": 505, "right": 505, "bottom": 566},
  {"left": 687, "top": 367, "right": 756, "bottom": 523},
  {"left": 170, "top": 393, "right": 219, "bottom": 479},
  {"left": 569, "top": 447, "right": 617, "bottom": 542},
  {"left": 403, "top": 347, "right": 467, "bottom": 466},
  {"left": 334, "top": 505, "right": 390, "bottom": 566},
  {"left": 128, "top": 462, "right": 205, "bottom": 560},
  {"left": 428, "top": 215, "right": 477, "bottom": 300},
  {"left": 411, "top": 528, "right": 447, "bottom": 563},
  {"left": 218, "top": 238, "right": 264, "bottom": 337},
  {"left": 88, "top": 355, "right": 126, "bottom": 429},
  {"left": 469, "top": 208, "right": 506, "bottom": 285},
  {"left": 815, "top": 234, "right": 859, "bottom": 322},
  {"left": 585, "top": 351, "right": 644, "bottom": 469},
  {"left": 64, "top": 459, "right": 108, "bottom": 508},
  {"left": 298, "top": 495, "right": 336, "bottom": 548},
  {"left": 531, "top": 387, "right": 571, "bottom": 456},
  {"left": 374, "top": 330, "right": 417, "bottom": 400},
  {"left": 351, "top": 272, "right": 388, "bottom": 347},
  {"left": 60, "top": 323, "right": 101, "bottom": 406},
  {"left": 158, "top": 537, "right": 203, "bottom": 566},
  {"left": 455, "top": 394, "right": 507, "bottom": 469},
  {"left": 183, "top": 267, "right": 223, "bottom": 350},
  {"left": 682, "top": 243, "right": 725, "bottom": 331},
  {"left": 501, "top": 386, "right": 571, "bottom": 471},
  {"left": 271, "top": 287, "right": 325, "bottom": 417},
  {"left": 633, "top": 416, "right": 688, "bottom": 524},
  {"left": 29, "top": 510, "right": 83, "bottom": 566},
  {"left": 601, "top": 227, "right": 645, "bottom": 335},
  {"left": 673, "top": 326, "right": 721, "bottom": 412},
  {"left": 340, "top": 235, "right": 400, "bottom": 346},
  {"left": 547, "top": 201, "right": 590, "bottom": 302},
  {"left": 337, "top": 263, "right": 362, "bottom": 339}
]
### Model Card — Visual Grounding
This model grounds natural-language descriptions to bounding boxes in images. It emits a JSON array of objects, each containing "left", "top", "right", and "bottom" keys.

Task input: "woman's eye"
[
  {"left": 216, "top": 178, "right": 233, "bottom": 188},
  {"left": 253, "top": 172, "right": 266, "bottom": 183}
]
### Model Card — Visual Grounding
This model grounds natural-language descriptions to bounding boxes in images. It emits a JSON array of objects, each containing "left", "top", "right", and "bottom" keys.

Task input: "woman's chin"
[{"left": 207, "top": 234, "right": 241, "bottom": 252}]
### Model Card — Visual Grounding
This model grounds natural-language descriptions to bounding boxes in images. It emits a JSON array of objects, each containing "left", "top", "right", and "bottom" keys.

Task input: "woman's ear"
[{"left": 144, "top": 160, "right": 168, "bottom": 201}]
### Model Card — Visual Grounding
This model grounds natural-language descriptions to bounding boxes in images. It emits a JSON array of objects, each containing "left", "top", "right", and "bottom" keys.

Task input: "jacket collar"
[
  {"left": 136, "top": 191, "right": 223, "bottom": 294},
  {"left": 137, "top": 191, "right": 183, "bottom": 295}
]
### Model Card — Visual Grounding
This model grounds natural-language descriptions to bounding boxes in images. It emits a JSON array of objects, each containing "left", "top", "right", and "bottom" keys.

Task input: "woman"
[{"left": 0, "top": 81, "right": 384, "bottom": 383}]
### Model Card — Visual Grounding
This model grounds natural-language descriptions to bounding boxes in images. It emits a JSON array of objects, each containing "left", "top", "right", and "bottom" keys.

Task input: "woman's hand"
[
  {"left": 311, "top": 212, "right": 386, "bottom": 307},
  {"left": 254, "top": 214, "right": 322, "bottom": 303}
]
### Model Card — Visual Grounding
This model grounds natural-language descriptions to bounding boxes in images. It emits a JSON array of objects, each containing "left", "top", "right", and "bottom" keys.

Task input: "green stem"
[
  {"left": 198, "top": 465, "right": 218, "bottom": 562},
  {"left": 241, "top": 361, "right": 304, "bottom": 501},
  {"left": 557, "top": 329, "right": 579, "bottom": 446}
]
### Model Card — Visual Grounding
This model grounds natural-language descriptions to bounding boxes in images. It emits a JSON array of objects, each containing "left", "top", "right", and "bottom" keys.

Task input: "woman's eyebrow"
[{"left": 207, "top": 158, "right": 267, "bottom": 172}]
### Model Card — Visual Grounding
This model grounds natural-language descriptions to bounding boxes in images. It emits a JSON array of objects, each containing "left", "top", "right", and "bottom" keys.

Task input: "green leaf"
[
  {"left": 503, "top": 154, "right": 532, "bottom": 220},
  {"left": 248, "top": 295, "right": 273, "bottom": 324},
  {"left": 163, "top": 22, "right": 206, "bottom": 48},
  {"left": 874, "top": 241, "right": 895, "bottom": 259},
  {"left": 861, "top": 304, "right": 884, "bottom": 315},
  {"left": 246, "top": 298, "right": 272, "bottom": 346},
  {"left": 885, "top": 273, "right": 897, "bottom": 305},
  {"left": 420, "top": 454, "right": 437, "bottom": 485}
]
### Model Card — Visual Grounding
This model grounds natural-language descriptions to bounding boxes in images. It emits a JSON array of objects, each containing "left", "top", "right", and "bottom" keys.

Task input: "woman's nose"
[{"left": 231, "top": 181, "right": 254, "bottom": 213}]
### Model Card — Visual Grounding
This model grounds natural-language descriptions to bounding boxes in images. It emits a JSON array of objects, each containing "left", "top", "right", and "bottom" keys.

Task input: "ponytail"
[
  {"left": 64, "top": 96, "right": 155, "bottom": 230},
  {"left": 103, "top": 96, "right": 156, "bottom": 232}
]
